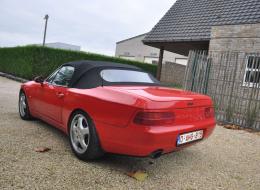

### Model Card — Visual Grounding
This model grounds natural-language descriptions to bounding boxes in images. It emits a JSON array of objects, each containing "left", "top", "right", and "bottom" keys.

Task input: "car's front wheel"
[
  {"left": 19, "top": 90, "right": 32, "bottom": 120},
  {"left": 68, "top": 110, "right": 104, "bottom": 160}
]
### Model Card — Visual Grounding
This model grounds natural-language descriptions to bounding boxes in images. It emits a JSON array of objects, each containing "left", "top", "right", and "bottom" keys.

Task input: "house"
[
  {"left": 116, "top": 33, "right": 187, "bottom": 65},
  {"left": 143, "top": 0, "right": 260, "bottom": 129},
  {"left": 144, "top": 0, "right": 260, "bottom": 54},
  {"left": 34, "top": 42, "right": 81, "bottom": 51},
  {"left": 116, "top": 33, "right": 188, "bottom": 85},
  {"left": 143, "top": 0, "right": 260, "bottom": 77}
]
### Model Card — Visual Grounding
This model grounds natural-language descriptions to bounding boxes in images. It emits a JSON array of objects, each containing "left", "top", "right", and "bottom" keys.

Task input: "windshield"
[{"left": 100, "top": 69, "right": 158, "bottom": 84}]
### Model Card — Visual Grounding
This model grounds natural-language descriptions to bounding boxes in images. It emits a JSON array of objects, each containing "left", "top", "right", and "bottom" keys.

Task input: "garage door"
[
  {"left": 144, "top": 57, "right": 158, "bottom": 64},
  {"left": 119, "top": 56, "right": 136, "bottom": 61}
]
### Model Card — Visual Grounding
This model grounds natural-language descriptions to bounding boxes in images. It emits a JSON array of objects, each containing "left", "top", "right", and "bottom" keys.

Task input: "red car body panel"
[{"left": 21, "top": 81, "right": 216, "bottom": 157}]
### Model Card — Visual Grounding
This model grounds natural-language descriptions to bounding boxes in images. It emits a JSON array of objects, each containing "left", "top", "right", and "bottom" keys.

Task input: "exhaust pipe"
[{"left": 150, "top": 150, "right": 163, "bottom": 159}]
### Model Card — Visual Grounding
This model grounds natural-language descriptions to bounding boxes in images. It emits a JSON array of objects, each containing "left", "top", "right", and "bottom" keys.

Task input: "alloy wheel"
[
  {"left": 70, "top": 114, "right": 90, "bottom": 154},
  {"left": 19, "top": 93, "right": 27, "bottom": 117}
]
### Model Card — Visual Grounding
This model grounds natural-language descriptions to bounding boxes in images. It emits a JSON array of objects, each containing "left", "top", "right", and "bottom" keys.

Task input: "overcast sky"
[{"left": 0, "top": 0, "right": 175, "bottom": 55}]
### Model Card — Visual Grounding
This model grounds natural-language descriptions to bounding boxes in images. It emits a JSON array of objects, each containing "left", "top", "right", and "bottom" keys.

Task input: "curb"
[{"left": 0, "top": 72, "right": 28, "bottom": 83}]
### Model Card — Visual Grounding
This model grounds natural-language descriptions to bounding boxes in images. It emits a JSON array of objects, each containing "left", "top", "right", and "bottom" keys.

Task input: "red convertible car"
[{"left": 19, "top": 60, "right": 216, "bottom": 160}]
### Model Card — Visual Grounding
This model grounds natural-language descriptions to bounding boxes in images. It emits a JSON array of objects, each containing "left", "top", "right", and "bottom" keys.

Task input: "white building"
[
  {"left": 35, "top": 42, "right": 81, "bottom": 51},
  {"left": 115, "top": 33, "right": 187, "bottom": 65}
]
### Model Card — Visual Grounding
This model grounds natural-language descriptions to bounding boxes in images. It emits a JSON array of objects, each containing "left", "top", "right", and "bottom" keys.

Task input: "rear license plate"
[{"left": 177, "top": 130, "right": 203, "bottom": 146}]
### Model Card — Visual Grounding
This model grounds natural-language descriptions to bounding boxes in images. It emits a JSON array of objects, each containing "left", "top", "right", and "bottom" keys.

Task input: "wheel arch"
[
  {"left": 19, "top": 87, "right": 26, "bottom": 95},
  {"left": 18, "top": 87, "right": 33, "bottom": 120},
  {"left": 67, "top": 108, "right": 93, "bottom": 133},
  {"left": 19, "top": 87, "right": 32, "bottom": 109},
  {"left": 19, "top": 86, "right": 30, "bottom": 99},
  {"left": 66, "top": 108, "right": 104, "bottom": 153}
]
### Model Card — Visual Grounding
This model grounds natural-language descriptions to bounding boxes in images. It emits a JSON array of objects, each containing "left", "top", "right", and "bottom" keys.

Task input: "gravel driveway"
[{"left": 0, "top": 76, "right": 259, "bottom": 190}]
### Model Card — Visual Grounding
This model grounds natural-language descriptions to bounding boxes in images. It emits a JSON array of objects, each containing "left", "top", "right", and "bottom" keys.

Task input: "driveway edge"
[{"left": 0, "top": 72, "right": 28, "bottom": 83}]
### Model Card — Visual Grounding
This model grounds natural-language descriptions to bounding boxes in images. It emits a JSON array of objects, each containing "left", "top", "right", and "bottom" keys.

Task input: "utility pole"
[{"left": 43, "top": 14, "right": 49, "bottom": 46}]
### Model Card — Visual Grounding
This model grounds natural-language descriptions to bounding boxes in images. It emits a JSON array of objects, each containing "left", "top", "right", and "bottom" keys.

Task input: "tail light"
[
  {"left": 205, "top": 107, "right": 215, "bottom": 118},
  {"left": 134, "top": 111, "right": 175, "bottom": 126}
]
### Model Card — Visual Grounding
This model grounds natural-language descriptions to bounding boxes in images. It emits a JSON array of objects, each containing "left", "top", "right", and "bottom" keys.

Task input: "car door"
[
  {"left": 30, "top": 68, "right": 59, "bottom": 114},
  {"left": 36, "top": 66, "right": 75, "bottom": 125}
]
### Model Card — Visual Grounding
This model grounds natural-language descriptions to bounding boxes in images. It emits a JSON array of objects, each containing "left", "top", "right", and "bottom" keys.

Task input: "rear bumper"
[{"left": 95, "top": 119, "right": 216, "bottom": 157}]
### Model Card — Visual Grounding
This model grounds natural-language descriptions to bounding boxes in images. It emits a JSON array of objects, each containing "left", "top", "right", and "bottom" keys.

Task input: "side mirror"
[{"left": 34, "top": 76, "right": 44, "bottom": 83}]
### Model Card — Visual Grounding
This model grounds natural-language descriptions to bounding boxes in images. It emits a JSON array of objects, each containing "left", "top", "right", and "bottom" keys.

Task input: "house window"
[
  {"left": 243, "top": 56, "right": 260, "bottom": 87},
  {"left": 150, "top": 53, "right": 158, "bottom": 57}
]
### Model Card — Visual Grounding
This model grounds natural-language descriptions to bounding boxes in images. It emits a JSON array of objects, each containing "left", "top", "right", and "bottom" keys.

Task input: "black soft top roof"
[
  {"left": 63, "top": 60, "right": 140, "bottom": 70},
  {"left": 62, "top": 60, "right": 155, "bottom": 88}
]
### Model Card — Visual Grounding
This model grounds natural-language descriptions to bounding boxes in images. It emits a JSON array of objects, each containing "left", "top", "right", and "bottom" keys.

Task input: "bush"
[{"left": 0, "top": 46, "right": 157, "bottom": 80}]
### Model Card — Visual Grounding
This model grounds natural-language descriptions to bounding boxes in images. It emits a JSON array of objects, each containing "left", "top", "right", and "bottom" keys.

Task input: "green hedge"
[{"left": 0, "top": 46, "right": 157, "bottom": 80}]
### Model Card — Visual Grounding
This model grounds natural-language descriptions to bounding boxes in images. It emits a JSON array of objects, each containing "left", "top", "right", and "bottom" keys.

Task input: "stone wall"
[
  {"left": 207, "top": 23, "right": 260, "bottom": 129},
  {"left": 160, "top": 62, "right": 186, "bottom": 86},
  {"left": 184, "top": 50, "right": 260, "bottom": 129},
  {"left": 209, "top": 23, "right": 260, "bottom": 52}
]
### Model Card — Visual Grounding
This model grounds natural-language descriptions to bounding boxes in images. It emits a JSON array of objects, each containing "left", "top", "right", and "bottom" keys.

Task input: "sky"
[{"left": 0, "top": 0, "right": 175, "bottom": 56}]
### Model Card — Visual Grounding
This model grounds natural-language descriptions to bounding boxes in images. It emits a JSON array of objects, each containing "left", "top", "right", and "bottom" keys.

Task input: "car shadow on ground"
[
  {"left": 92, "top": 149, "right": 198, "bottom": 174},
  {"left": 32, "top": 119, "right": 70, "bottom": 144},
  {"left": 32, "top": 118, "right": 197, "bottom": 174}
]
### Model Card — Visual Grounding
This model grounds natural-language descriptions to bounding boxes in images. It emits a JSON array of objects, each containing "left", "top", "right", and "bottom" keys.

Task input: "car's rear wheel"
[
  {"left": 68, "top": 110, "right": 104, "bottom": 160},
  {"left": 19, "top": 90, "right": 32, "bottom": 120}
]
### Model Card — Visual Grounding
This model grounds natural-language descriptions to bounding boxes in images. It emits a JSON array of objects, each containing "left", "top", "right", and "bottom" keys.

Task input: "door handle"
[{"left": 56, "top": 92, "right": 65, "bottom": 98}]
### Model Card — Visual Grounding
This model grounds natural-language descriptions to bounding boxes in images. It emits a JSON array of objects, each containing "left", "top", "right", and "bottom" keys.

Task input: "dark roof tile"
[{"left": 144, "top": 0, "right": 260, "bottom": 43}]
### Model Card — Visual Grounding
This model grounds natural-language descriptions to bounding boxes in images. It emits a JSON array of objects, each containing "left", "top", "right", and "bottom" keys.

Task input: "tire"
[
  {"left": 68, "top": 110, "right": 104, "bottom": 160},
  {"left": 19, "top": 90, "right": 33, "bottom": 120}
]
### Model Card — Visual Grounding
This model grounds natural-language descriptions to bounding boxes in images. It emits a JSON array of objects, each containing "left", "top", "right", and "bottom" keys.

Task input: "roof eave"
[{"left": 143, "top": 38, "right": 210, "bottom": 44}]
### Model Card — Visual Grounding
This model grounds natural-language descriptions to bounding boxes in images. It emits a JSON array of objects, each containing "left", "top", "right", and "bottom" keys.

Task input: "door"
[
  {"left": 144, "top": 57, "right": 158, "bottom": 64},
  {"left": 119, "top": 56, "right": 136, "bottom": 61},
  {"left": 35, "top": 66, "right": 75, "bottom": 125}
]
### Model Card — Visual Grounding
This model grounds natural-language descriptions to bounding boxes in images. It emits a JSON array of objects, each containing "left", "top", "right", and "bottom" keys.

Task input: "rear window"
[{"left": 100, "top": 69, "right": 157, "bottom": 83}]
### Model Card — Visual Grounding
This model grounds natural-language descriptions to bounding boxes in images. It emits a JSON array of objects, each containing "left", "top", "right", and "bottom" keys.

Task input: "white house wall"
[{"left": 115, "top": 34, "right": 187, "bottom": 65}]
